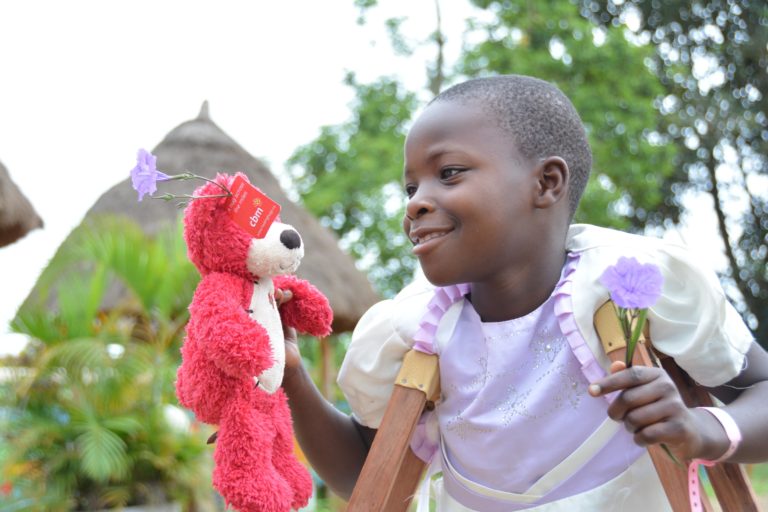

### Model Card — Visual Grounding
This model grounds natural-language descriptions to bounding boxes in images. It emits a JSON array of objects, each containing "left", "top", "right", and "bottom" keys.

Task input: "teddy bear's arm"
[
  {"left": 189, "top": 272, "right": 273, "bottom": 378},
  {"left": 273, "top": 274, "right": 333, "bottom": 337}
]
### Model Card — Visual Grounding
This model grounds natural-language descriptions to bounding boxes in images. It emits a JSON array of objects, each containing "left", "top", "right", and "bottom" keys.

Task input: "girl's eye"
[
  {"left": 404, "top": 184, "right": 417, "bottom": 198},
  {"left": 440, "top": 167, "right": 465, "bottom": 180}
]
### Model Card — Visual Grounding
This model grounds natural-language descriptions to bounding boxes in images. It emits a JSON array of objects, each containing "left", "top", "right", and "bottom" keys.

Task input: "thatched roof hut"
[
  {"left": 25, "top": 103, "right": 379, "bottom": 333},
  {"left": 0, "top": 160, "right": 43, "bottom": 247}
]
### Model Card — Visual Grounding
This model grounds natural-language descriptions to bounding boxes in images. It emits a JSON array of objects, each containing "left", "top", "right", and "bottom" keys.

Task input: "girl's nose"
[{"left": 405, "top": 188, "right": 435, "bottom": 220}]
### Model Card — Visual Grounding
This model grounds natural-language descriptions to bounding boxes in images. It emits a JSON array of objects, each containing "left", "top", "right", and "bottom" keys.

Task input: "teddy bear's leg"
[
  {"left": 214, "top": 391, "right": 292, "bottom": 512},
  {"left": 271, "top": 390, "right": 314, "bottom": 510}
]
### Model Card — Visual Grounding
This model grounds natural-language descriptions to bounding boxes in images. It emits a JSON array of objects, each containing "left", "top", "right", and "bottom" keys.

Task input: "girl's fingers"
[
  {"left": 589, "top": 366, "right": 659, "bottom": 397},
  {"left": 609, "top": 360, "right": 626, "bottom": 374},
  {"left": 633, "top": 417, "right": 689, "bottom": 448},
  {"left": 621, "top": 397, "right": 683, "bottom": 434},
  {"left": 606, "top": 376, "right": 679, "bottom": 420},
  {"left": 589, "top": 362, "right": 697, "bottom": 454},
  {"left": 275, "top": 288, "right": 293, "bottom": 307}
]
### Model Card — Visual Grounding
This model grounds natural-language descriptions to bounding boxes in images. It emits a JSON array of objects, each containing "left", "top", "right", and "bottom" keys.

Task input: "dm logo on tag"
[{"left": 227, "top": 175, "right": 281, "bottom": 238}]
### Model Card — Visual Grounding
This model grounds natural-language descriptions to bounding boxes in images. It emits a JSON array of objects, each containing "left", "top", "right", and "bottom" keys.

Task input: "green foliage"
[
  {"left": 460, "top": 0, "right": 678, "bottom": 229},
  {"left": 2, "top": 217, "right": 213, "bottom": 511},
  {"left": 288, "top": 73, "right": 420, "bottom": 297},
  {"left": 298, "top": 333, "right": 352, "bottom": 409},
  {"left": 751, "top": 464, "right": 768, "bottom": 496},
  {"left": 580, "top": 0, "right": 768, "bottom": 344}
]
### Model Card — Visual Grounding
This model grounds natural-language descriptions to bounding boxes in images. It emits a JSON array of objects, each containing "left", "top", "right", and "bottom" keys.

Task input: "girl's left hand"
[
  {"left": 275, "top": 289, "right": 303, "bottom": 384},
  {"left": 589, "top": 362, "right": 730, "bottom": 461}
]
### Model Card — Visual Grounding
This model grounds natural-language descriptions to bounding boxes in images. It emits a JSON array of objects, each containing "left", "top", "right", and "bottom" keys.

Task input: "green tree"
[
  {"left": 580, "top": 0, "right": 768, "bottom": 346},
  {"left": 459, "top": 1, "right": 678, "bottom": 229},
  {"left": 2, "top": 218, "right": 213, "bottom": 511},
  {"left": 290, "top": 0, "right": 676, "bottom": 295},
  {"left": 288, "top": 73, "right": 420, "bottom": 297}
]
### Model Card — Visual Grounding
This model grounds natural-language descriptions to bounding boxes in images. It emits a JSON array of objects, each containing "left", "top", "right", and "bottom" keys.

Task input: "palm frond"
[
  {"left": 96, "top": 485, "right": 132, "bottom": 508},
  {"left": 10, "top": 310, "right": 64, "bottom": 343},
  {"left": 75, "top": 419, "right": 130, "bottom": 482},
  {"left": 57, "top": 263, "right": 107, "bottom": 339},
  {"left": 4, "top": 217, "right": 210, "bottom": 507},
  {"left": 103, "top": 416, "right": 143, "bottom": 435}
]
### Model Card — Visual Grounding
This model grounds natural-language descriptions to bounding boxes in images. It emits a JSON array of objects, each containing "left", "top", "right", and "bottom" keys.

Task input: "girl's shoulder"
[
  {"left": 338, "top": 275, "right": 436, "bottom": 428},
  {"left": 566, "top": 224, "right": 753, "bottom": 388},
  {"left": 566, "top": 224, "right": 682, "bottom": 254},
  {"left": 566, "top": 224, "right": 717, "bottom": 289}
]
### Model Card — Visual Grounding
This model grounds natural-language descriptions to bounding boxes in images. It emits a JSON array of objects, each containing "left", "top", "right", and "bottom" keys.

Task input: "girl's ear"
[{"left": 533, "top": 157, "right": 569, "bottom": 209}]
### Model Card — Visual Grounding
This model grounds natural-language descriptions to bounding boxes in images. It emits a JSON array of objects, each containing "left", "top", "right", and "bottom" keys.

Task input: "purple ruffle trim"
[
  {"left": 410, "top": 282, "right": 469, "bottom": 462},
  {"left": 412, "top": 283, "right": 470, "bottom": 355},
  {"left": 553, "top": 253, "right": 611, "bottom": 402}
]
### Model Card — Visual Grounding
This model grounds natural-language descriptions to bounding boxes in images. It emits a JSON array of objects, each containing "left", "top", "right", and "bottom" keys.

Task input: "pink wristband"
[
  {"left": 688, "top": 407, "right": 742, "bottom": 511},
  {"left": 698, "top": 406, "right": 742, "bottom": 462}
]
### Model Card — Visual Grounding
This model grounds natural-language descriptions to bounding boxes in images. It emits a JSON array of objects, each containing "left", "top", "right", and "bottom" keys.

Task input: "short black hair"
[{"left": 433, "top": 75, "right": 592, "bottom": 218}]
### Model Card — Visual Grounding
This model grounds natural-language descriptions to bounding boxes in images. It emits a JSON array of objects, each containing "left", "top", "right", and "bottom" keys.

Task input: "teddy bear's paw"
[
  {"left": 273, "top": 275, "right": 333, "bottom": 337},
  {"left": 215, "top": 469, "right": 293, "bottom": 512}
]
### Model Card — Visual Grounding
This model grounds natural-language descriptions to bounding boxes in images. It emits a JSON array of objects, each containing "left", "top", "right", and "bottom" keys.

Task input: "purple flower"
[
  {"left": 130, "top": 149, "right": 169, "bottom": 201},
  {"left": 600, "top": 257, "right": 664, "bottom": 309}
]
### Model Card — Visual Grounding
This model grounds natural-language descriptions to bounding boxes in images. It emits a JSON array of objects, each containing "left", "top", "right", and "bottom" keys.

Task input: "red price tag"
[{"left": 226, "top": 175, "right": 281, "bottom": 239}]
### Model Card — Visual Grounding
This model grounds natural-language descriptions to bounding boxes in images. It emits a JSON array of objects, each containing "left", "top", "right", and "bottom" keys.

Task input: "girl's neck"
[{"left": 469, "top": 249, "right": 568, "bottom": 322}]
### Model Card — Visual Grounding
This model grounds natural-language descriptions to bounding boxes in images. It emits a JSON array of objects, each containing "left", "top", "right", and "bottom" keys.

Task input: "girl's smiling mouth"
[{"left": 409, "top": 227, "right": 453, "bottom": 254}]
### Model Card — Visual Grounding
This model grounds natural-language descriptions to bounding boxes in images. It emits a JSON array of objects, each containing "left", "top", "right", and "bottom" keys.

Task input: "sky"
[
  {"left": 0, "top": 1, "right": 728, "bottom": 357},
  {"left": 0, "top": 0, "right": 484, "bottom": 356}
]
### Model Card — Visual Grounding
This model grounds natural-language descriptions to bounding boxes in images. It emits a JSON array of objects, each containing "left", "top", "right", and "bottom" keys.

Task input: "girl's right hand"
[{"left": 589, "top": 361, "right": 729, "bottom": 461}]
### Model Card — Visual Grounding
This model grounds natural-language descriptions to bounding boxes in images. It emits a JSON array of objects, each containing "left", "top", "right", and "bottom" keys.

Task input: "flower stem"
[
  {"left": 154, "top": 192, "right": 231, "bottom": 207},
  {"left": 611, "top": 304, "right": 634, "bottom": 367},
  {"left": 626, "top": 308, "right": 648, "bottom": 367},
  {"left": 660, "top": 443, "right": 684, "bottom": 467},
  {"left": 166, "top": 172, "right": 232, "bottom": 196}
]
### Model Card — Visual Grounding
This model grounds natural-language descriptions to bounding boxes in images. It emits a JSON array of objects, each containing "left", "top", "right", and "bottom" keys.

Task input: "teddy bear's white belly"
[{"left": 248, "top": 276, "right": 284, "bottom": 394}]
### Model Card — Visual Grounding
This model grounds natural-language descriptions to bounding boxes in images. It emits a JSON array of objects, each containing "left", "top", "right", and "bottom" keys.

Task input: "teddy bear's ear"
[{"left": 182, "top": 173, "right": 252, "bottom": 276}]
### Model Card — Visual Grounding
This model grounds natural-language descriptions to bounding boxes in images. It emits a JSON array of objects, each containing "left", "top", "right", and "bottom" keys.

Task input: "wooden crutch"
[
  {"left": 595, "top": 301, "right": 759, "bottom": 512},
  {"left": 347, "top": 349, "right": 439, "bottom": 511}
]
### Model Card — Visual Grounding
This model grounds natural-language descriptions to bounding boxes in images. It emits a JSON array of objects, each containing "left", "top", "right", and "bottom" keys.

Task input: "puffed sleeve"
[
  {"left": 337, "top": 277, "right": 434, "bottom": 429},
  {"left": 568, "top": 224, "right": 754, "bottom": 388},
  {"left": 643, "top": 242, "right": 753, "bottom": 386}
]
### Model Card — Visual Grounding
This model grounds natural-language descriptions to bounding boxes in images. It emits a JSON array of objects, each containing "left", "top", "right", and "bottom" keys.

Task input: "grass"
[{"left": 748, "top": 463, "right": 768, "bottom": 496}]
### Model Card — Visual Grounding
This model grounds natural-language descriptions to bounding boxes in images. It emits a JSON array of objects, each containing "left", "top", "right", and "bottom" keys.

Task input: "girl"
[{"left": 281, "top": 75, "right": 768, "bottom": 510}]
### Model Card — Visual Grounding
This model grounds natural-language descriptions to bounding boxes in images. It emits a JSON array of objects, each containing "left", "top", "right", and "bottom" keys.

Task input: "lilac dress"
[{"left": 418, "top": 254, "right": 645, "bottom": 510}]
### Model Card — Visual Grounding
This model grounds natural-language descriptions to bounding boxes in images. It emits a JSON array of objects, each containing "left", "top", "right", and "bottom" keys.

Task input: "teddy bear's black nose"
[{"left": 280, "top": 229, "right": 302, "bottom": 250}]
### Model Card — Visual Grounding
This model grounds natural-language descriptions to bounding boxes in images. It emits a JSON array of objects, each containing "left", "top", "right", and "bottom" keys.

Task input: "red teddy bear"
[{"left": 175, "top": 173, "right": 332, "bottom": 512}]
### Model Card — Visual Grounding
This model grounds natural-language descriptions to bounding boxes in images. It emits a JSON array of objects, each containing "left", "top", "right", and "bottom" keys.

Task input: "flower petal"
[
  {"left": 129, "top": 149, "right": 168, "bottom": 201},
  {"left": 601, "top": 257, "right": 664, "bottom": 309}
]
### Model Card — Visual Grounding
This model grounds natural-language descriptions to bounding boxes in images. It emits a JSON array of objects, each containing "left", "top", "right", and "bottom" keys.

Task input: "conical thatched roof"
[
  {"left": 0, "top": 160, "right": 43, "bottom": 247},
  {"left": 65, "top": 103, "right": 378, "bottom": 332}
]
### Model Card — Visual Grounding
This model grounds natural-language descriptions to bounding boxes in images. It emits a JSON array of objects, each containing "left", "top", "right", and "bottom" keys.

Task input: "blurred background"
[{"left": 1, "top": 0, "right": 766, "bottom": 510}]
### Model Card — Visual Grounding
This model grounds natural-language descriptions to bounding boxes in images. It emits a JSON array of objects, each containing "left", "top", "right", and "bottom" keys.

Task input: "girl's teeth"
[{"left": 415, "top": 232, "right": 445, "bottom": 244}]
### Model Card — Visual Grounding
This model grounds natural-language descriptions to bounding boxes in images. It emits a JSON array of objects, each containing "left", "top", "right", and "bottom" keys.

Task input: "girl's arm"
[
  {"left": 704, "top": 341, "right": 768, "bottom": 462},
  {"left": 589, "top": 340, "right": 768, "bottom": 463},
  {"left": 276, "top": 289, "right": 374, "bottom": 499}
]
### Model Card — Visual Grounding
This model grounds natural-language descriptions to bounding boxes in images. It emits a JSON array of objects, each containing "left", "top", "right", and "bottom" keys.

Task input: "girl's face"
[{"left": 402, "top": 100, "right": 543, "bottom": 287}]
